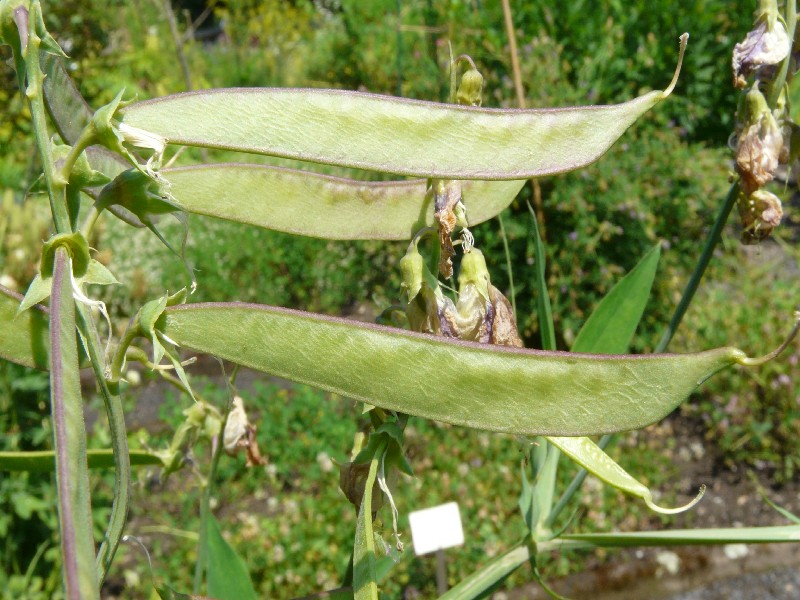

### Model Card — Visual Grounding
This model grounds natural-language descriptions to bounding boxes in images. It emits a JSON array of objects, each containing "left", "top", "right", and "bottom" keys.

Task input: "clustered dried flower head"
[{"left": 731, "top": 0, "right": 793, "bottom": 244}]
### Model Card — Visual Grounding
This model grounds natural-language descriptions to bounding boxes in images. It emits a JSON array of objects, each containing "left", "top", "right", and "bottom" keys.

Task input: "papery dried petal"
[
  {"left": 434, "top": 180, "right": 463, "bottom": 278},
  {"left": 488, "top": 285, "right": 524, "bottom": 348},
  {"left": 732, "top": 19, "right": 790, "bottom": 88},
  {"left": 736, "top": 112, "right": 783, "bottom": 194}
]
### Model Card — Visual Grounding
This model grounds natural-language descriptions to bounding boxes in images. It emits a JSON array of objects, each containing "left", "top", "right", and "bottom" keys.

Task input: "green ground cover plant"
[{"left": 1, "top": 1, "right": 799, "bottom": 598}]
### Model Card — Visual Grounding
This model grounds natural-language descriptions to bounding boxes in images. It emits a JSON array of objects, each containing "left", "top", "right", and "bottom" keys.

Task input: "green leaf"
[
  {"left": 17, "top": 273, "right": 53, "bottom": 315},
  {"left": 571, "top": 243, "right": 661, "bottom": 354},
  {"left": 1, "top": 285, "right": 49, "bottom": 369},
  {"left": 558, "top": 525, "right": 800, "bottom": 547},
  {"left": 41, "top": 54, "right": 92, "bottom": 146},
  {"left": 120, "top": 37, "right": 687, "bottom": 180},
  {"left": 160, "top": 302, "right": 756, "bottom": 436},
  {"left": 48, "top": 248, "right": 99, "bottom": 599},
  {"left": 353, "top": 442, "right": 385, "bottom": 600},
  {"left": 528, "top": 203, "right": 555, "bottom": 351},
  {"left": 163, "top": 165, "right": 525, "bottom": 240},
  {"left": 439, "top": 544, "right": 529, "bottom": 600},
  {"left": 205, "top": 514, "right": 257, "bottom": 600}
]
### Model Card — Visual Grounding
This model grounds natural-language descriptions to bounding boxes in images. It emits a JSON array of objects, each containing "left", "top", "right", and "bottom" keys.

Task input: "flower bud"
[
  {"left": 399, "top": 244, "right": 425, "bottom": 302},
  {"left": 456, "top": 68, "right": 484, "bottom": 106}
]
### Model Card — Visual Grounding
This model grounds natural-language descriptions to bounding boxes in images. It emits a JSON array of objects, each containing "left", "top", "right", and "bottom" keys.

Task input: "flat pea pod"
[
  {"left": 162, "top": 164, "right": 525, "bottom": 240},
  {"left": 158, "top": 301, "right": 755, "bottom": 437},
  {"left": 547, "top": 436, "right": 704, "bottom": 513},
  {"left": 0, "top": 284, "right": 49, "bottom": 370},
  {"left": 120, "top": 36, "right": 688, "bottom": 180}
]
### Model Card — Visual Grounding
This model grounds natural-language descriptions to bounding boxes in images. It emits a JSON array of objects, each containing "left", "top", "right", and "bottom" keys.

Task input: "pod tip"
[{"left": 646, "top": 484, "right": 706, "bottom": 515}]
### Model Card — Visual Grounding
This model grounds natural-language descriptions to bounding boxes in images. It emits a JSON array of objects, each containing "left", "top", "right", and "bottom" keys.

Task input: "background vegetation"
[{"left": 1, "top": 0, "right": 798, "bottom": 597}]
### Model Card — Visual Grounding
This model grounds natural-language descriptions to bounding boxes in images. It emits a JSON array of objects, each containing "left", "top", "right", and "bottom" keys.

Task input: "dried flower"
[
  {"left": 732, "top": 17, "right": 790, "bottom": 88},
  {"left": 737, "top": 189, "right": 783, "bottom": 244}
]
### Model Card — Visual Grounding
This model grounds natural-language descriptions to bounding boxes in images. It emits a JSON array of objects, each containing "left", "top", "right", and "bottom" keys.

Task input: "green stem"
[
  {"left": 74, "top": 304, "right": 131, "bottom": 584},
  {"left": 767, "top": 0, "right": 796, "bottom": 107},
  {"left": 80, "top": 205, "right": 102, "bottom": 239},
  {"left": 192, "top": 367, "right": 239, "bottom": 594},
  {"left": 655, "top": 182, "right": 739, "bottom": 353},
  {"left": 20, "top": 2, "right": 70, "bottom": 234},
  {"left": 59, "top": 126, "right": 96, "bottom": 185},
  {"left": 497, "top": 212, "right": 517, "bottom": 320}
]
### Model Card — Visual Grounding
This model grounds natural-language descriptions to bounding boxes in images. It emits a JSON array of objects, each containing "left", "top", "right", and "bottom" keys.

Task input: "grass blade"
[{"left": 527, "top": 202, "right": 555, "bottom": 351}]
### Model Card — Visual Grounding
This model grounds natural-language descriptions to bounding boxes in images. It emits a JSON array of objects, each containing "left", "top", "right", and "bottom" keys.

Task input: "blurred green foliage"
[{"left": 1, "top": 0, "right": 798, "bottom": 595}]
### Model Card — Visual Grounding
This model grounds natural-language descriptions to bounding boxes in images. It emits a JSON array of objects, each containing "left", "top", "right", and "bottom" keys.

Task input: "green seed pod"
[
  {"left": 399, "top": 244, "right": 425, "bottom": 302},
  {"left": 456, "top": 68, "right": 484, "bottom": 106},
  {"left": 458, "top": 248, "right": 490, "bottom": 301}
]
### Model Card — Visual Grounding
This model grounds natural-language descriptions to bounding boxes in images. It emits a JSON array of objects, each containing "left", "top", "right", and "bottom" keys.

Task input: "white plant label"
[{"left": 408, "top": 502, "right": 464, "bottom": 556}]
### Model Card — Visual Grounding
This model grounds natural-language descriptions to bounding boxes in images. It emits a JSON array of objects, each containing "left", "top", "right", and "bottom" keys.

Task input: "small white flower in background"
[
  {"left": 723, "top": 543, "right": 749, "bottom": 560},
  {"left": 316, "top": 451, "right": 334, "bottom": 473},
  {"left": 655, "top": 550, "right": 681, "bottom": 576},
  {"left": 0, "top": 274, "right": 17, "bottom": 290}
]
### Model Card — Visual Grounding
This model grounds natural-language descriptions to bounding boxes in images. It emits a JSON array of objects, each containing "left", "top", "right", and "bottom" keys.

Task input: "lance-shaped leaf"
[
  {"left": 120, "top": 36, "right": 688, "bottom": 180},
  {"left": 159, "top": 302, "right": 769, "bottom": 436},
  {"left": 49, "top": 248, "right": 99, "bottom": 599},
  {"left": 0, "top": 284, "right": 49, "bottom": 369},
  {"left": 162, "top": 165, "right": 525, "bottom": 240}
]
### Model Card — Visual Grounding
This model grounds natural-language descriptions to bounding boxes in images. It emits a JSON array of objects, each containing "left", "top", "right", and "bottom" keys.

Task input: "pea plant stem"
[
  {"left": 19, "top": 2, "right": 70, "bottom": 234},
  {"left": 192, "top": 365, "right": 239, "bottom": 594},
  {"left": 497, "top": 212, "right": 517, "bottom": 319}
]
